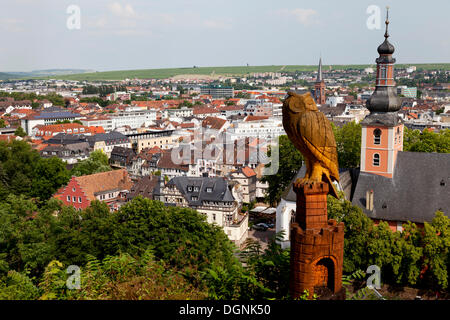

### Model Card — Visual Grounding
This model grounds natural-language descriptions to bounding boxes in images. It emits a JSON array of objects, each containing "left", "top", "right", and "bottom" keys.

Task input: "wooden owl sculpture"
[{"left": 282, "top": 91, "right": 340, "bottom": 198}]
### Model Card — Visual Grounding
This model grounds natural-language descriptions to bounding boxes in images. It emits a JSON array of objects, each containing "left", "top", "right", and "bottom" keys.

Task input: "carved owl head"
[{"left": 284, "top": 91, "right": 318, "bottom": 113}]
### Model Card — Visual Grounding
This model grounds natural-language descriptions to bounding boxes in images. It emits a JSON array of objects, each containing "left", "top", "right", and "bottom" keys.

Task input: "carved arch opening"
[{"left": 313, "top": 257, "right": 335, "bottom": 292}]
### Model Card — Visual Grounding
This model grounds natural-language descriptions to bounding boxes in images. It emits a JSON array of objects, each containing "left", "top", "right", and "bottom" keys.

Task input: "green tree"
[
  {"left": 30, "top": 157, "right": 71, "bottom": 202},
  {"left": 403, "top": 128, "right": 450, "bottom": 153},
  {"left": 332, "top": 121, "right": 362, "bottom": 168},
  {"left": 70, "top": 150, "right": 111, "bottom": 176},
  {"left": 261, "top": 135, "right": 303, "bottom": 206},
  {"left": 0, "top": 271, "right": 40, "bottom": 300},
  {"left": 14, "top": 127, "right": 27, "bottom": 137}
]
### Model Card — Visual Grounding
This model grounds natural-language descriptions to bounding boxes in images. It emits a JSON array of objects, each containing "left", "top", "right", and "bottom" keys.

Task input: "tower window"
[
  {"left": 373, "top": 153, "right": 380, "bottom": 166},
  {"left": 373, "top": 129, "right": 381, "bottom": 145},
  {"left": 381, "top": 66, "right": 387, "bottom": 79}
]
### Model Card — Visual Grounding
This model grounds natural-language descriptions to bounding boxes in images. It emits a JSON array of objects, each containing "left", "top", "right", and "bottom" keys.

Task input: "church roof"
[{"left": 352, "top": 151, "right": 450, "bottom": 223}]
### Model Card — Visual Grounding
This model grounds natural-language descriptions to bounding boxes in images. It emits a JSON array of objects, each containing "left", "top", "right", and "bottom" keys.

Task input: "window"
[
  {"left": 73, "top": 196, "right": 76, "bottom": 202},
  {"left": 191, "top": 196, "right": 198, "bottom": 201},
  {"left": 373, "top": 128, "right": 381, "bottom": 145},
  {"left": 187, "top": 186, "right": 193, "bottom": 192},
  {"left": 72, "top": 187, "right": 76, "bottom": 192},
  {"left": 381, "top": 66, "right": 387, "bottom": 79},
  {"left": 213, "top": 213, "right": 216, "bottom": 221},
  {"left": 67, "top": 195, "right": 71, "bottom": 202},
  {"left": 373, "top": 153, "right": 380, "bottom": 166},
  {"left": 78, "top": 197, "right": 82, "bottom": 203},
  {"left": 193, "top": 186, "right": 200, "bottom": 192},
  {"left": 206, "top": 187, "right": 213, "bottom": 193}
]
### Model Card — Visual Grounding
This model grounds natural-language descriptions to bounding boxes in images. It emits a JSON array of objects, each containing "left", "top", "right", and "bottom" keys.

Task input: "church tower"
[
  {"left": 314, "top": 58, "right": 326, "bottom": 105},
  {"left": 360, "top": 8, "right": 403, "bottom": 178}
]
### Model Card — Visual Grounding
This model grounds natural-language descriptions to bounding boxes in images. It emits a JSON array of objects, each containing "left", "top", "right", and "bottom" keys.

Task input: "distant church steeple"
[
  {"left": 314, "top": 57, "right": 326, "bottom": 105},
  {"left": 316, "top": 57, "right": 323, "bottom": 82}
]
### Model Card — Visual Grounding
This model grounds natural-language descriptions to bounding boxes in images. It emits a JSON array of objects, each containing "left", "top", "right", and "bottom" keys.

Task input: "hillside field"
[{"left": 20, "top": 63, "right": 450, "bottom": 81}]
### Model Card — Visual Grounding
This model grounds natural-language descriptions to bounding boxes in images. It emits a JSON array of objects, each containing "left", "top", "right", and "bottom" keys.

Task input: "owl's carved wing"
[{"left": 298, "top": 110, "right": 339, "bottom": 181}]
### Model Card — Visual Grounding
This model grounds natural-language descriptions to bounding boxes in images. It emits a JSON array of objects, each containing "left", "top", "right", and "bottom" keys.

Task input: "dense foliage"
[
  {"left": 82, "top": 85, "right": 127, "bottom": 96},
  {"left": 70, "top": 150, "right": 111, "bottom": 177},
  {"left": 0, "top": 92, "right": 65, "bottom": 106},
  {"left": 261, "top": 135, "right": 303, "bottom": 206},
  {"left": 332, "top": 122, "right": 362, "bottom": 169},
  {"left": 0, "top": 141, "right": 111, "bottom": 203},
  {"left": 0, "top": 194, "right": 280, "bottom": 299},
  {"left": 403, "top": 128, "right": 450, "bottom": 153},
  {"left": 0, "top": 140, "right": 70, "bottom": 203},
  {"left": 328, "top": 195, "right": 450, "bottom": 291}
]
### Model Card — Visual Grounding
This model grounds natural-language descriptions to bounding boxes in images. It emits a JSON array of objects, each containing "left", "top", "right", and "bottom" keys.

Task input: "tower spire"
[
  {"left": 316, "top": 57, "right": 323, "bottom": 82},
  {"left": 384, "top": 6, "right": 390, "bottom": 39}
]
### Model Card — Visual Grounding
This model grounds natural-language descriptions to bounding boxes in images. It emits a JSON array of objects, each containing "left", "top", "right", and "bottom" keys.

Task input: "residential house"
[
  {"left": 154, "top": 176, "right": 248, "bottom": 246},
  {"left": 87, "top": 131, "right": 132, "bottom": 157},
  {"left": 53, "top": 169, "right": 133, "bottom": 211},
  {"left": 40, "top": 142, "right": 90, "bottom": 164},
  {"left": 229, "top": 167, "right": 257, "bottom": 204}
]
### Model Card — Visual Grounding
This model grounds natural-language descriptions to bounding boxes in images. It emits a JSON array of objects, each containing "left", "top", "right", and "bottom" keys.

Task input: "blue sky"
[{"left": 1, "top": 0, "right": 449, "bottom": 72}]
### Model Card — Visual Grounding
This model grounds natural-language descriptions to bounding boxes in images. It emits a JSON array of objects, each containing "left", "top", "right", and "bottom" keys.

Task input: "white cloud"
[
  {"left": 108, "top": 2, "right": 137, "bottom": 18},
  {"left": 0, "top": 18, "right": 25, "bottom": 32},
  {"left": 203, "top": 19, "right": 233, "bottom": 30},
  {"left": 277, "top": 8, "right": 318, "bottom": 26}
]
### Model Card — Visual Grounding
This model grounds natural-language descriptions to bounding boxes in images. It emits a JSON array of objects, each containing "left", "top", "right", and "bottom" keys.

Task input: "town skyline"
[{"left": 1, "top": 0, "right": 449, "bottom": 72}]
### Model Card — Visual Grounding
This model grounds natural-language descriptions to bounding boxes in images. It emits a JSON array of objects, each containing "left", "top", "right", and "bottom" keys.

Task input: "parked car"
[
  {"left": 266, "top": 223, "right": 275, "bottom": 229},
  {"left": 252, "top": 223, "right": 269, "bottom": 231}
]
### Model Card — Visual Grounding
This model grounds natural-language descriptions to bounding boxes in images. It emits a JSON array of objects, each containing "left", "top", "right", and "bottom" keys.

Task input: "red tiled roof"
[
  {"left": 202, "top": 116, "right": 227, "bottom": 130},
  {"left": 55, "top": 169, "right": 133, "bottom": 202},
  {"left": 245, "top": 115, "right": 269, "bottom": 122},
  {"left": 242, "top": 166, "right": 256, "bottom": 178},
  {"left": 193, "top": 106, "right": 220, "bottom": 115}
]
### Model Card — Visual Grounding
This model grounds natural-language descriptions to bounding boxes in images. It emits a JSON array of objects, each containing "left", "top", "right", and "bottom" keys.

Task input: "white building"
[
  {"left": 110, "top": 109, "right": 157, "bottom": 130},
  {"left": 227, "top": 117, "right": 285, "bottom": 141},
  {"left": 326, "top": 96, "right": 345, "bottom": 107}
]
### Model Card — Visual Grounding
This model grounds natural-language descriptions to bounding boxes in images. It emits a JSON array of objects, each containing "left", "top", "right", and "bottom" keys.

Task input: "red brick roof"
[
  {"left": 55, "top": 169, "right": 133, "bottom": 202},
  {"left": 193, "top": 106, "right": 220, "bottom": 115},
  {"left": 245, "top": 115, "right": 269, "bottom": 122},
  {"left": 202, "top": 116, "right": 227, "bottom": 130},
  {"left": 242, "top": 166, "right": 256, "bottom": 178}
]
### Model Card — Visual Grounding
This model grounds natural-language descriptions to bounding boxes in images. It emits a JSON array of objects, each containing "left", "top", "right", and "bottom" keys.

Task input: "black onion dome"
[{"left": 377, "top": 39, "right": 395, "bottom": 55}]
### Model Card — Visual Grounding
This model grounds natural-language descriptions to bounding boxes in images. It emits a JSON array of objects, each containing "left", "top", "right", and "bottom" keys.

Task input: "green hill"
[{"left": 21, "top": 63, "right": 450, "bottom": 81}]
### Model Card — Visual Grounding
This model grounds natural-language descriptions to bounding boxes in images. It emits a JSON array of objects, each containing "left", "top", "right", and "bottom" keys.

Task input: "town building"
[
  {"left": 229, "top": 167, "right": 257, "bottom": 204},
  {"left": 20, "top": 109, "right": 84, "bottom": 135},
  {"left": 153, "top": 176, "right": 248, "bottom": 246},
  {"left": 87, "top": 131, "right": 132, "bottom": 157},
  {"left": 53, "top": 169, "right": 133, "bottom": 211},
  {"left": 110, "top": 108, "right": 157, "bottom": 130},
  {"left": 109, "top": 146, "right": 136, "bottom": 168},
  {"left": 33, "top": 123, "right": 104, "bottom": 139},
  {"left": 200, "top": 85, "right": 234, "bottom": 99},
  {"left": 40, "top": 142, "right": 90, "bottom": 164},
  {"left": 397, "top": 86, "right": 417, "bottom": 98},
  {"left": 126, "top": 130, "right": 176, "bottom": 153}
]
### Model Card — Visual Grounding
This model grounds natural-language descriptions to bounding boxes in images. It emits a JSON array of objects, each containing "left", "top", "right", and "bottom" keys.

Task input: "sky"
[{"left": 0, "top": 0, "right": 449, "bottom": 72}]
